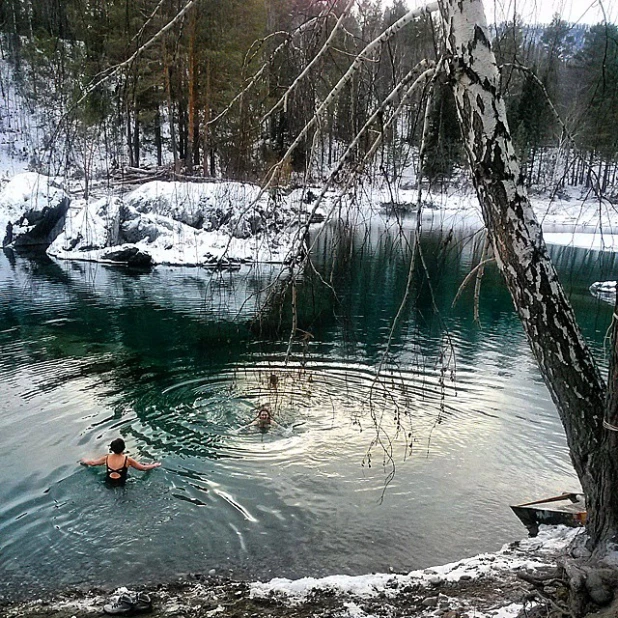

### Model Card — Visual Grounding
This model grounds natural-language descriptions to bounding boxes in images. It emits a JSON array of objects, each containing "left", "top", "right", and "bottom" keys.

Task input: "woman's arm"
[
  {"left": 128, "top": 457, "right": 161, "bottom": 471},
  {"left": 80, "top": 456, "right": 107, "bottom": 466},
  {"left": 239, "top": 416, "right": 260, "bottom": 429}
]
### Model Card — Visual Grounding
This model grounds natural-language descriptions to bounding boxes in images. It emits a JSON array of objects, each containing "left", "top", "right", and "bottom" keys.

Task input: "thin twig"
[{"left": 451, "top": 257, "right": 495, "bottom": 309}]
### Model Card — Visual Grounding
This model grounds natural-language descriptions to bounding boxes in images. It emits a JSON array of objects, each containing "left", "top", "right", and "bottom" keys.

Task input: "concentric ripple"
[{"left": 1, "top": 231, "right": 612, "bottom": 602}]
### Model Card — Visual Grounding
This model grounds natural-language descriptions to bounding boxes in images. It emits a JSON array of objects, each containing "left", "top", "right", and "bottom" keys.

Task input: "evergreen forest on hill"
[{"left": 0, "top": 0, "right": 616, "bottom": 194}]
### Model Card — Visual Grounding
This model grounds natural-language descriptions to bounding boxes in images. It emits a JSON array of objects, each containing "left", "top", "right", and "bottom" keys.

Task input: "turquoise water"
[{"left": 0, "top": 219, "right": 614, "bottom": 600}]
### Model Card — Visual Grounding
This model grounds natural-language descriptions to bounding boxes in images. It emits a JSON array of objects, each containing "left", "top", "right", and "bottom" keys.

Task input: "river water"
[{"left": 0, "top": 216, "right": 614, "bottom": 600}]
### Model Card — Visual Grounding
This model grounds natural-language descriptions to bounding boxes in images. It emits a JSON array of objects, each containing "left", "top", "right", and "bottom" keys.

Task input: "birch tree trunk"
[{"left": 437, "top": 0, "right": 618, "bottom": 552}]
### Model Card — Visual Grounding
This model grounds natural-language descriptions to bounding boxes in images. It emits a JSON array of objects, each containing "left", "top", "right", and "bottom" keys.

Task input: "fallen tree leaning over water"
[{"left": 436, "top": 0, "right": 616, "bottom": 556}]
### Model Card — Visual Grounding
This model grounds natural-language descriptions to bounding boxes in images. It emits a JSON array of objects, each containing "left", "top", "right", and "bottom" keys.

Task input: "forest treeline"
[{"left": 0, "top": 0, "right": 616, "bottom": 193}]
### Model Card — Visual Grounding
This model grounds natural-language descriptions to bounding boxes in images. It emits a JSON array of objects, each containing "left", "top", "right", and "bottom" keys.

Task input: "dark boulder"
[
  {"left": 101, "top": 247, "right": 153, "bottom": 268},
  {"left": 4, "top": 197, "right": 70, "bottom": 248}
]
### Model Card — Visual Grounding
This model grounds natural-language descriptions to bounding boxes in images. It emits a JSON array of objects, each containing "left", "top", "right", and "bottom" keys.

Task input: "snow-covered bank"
[
  {"left": 1, "top": 526, "right": 583, "bottom": 618},
  {"left": 49, "top": 180, "right": 328, "bottom": 266},
  {"left": 0, "top": 172, "right": 69, "bottom": 247},
  {"left": 249, "top": 526, "right": 581, "bottom": 607},
  {"left": 3, "top": 171, "right": 618, "bottom": 268},
  {"left": 1, "top": 173, "right": 332, "bottom": 266},
  {"left": 590, "top": 280, "right": 617, "bottom": 305}
]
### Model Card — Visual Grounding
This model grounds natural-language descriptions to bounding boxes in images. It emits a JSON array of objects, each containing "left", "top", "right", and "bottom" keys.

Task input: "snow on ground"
[
  {"left": 3, "top": 170, "right": 618, "bottom": 268},
  {"left": 0, "top": 172, "right": 68, "bottom": 237},
  {"left": 542, "top": 231, "right": 618, "bottom": 252},
  {"left": 249, "top": 525, "right": 581, "bottom": 607},
  {"left": 0, "top": 54, "right": 33, "bottom": 182},
  {"left": 388, "top": 185, "right": 618, "bottom": 249},
  {"left": 2, "top": 525, "right": 585, "bottom": 618},
  {"left": 0, "top": 172, "right": 334, "bottom": 265}
]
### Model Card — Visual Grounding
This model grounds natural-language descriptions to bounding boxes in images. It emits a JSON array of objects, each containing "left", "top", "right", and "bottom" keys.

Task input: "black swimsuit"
[{"left": 105, "top": 455, "right": 129, "bottom": 483}]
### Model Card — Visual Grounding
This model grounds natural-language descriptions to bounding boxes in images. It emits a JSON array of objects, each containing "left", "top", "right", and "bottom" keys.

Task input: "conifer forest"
[{"left": 0, "top": 0, "right": 616, "bottom": 192}]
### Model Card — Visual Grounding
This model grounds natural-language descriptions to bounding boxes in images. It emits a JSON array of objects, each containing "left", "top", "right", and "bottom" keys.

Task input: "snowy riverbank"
[
  {"left": 2, "top": 171, "right": 618, "bottom": 270},
  {"left": 1, "top": 526, "right": 583, "bottom": 617},
  {"left": 0, "top": 172, "right": 334, "bottom": 266}
]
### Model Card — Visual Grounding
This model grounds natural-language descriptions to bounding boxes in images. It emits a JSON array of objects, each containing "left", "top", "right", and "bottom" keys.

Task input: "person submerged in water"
[
  {"left": 246, "top": 406, "right": 280, "bottom": 431},
  {"left": 80, "top": 437, "right": 161, "bottom": 483}
]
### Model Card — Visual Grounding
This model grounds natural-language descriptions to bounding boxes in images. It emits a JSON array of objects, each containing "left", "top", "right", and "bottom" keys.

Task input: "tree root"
[
  {"left": 518, "top": 569, "right": 562, "bottom": 586},
  {"left": 533, "top": 586, "right": 575, "bottom": 618},
  {"left": 517, "top": 557, "right": 618, "bottom": 618}
]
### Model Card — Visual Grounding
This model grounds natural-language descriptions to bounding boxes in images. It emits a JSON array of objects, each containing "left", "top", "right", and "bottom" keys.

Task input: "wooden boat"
[{"left": 510, "top": 492, "right": 587, "bottom": 537}]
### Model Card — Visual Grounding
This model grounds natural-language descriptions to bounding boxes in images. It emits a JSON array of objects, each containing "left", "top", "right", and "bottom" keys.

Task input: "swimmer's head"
[
  {"left": 258, "top": 409, "right": 271, "bottom": 421},
  {"left": 109, "top": 438, "right": 125, "bottom": 454}
]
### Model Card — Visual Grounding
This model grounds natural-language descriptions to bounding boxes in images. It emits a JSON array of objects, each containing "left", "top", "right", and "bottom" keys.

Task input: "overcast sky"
[
  {"left": 489, "top": 0, "right": 614, "bottom": 25},
  {"left": 405, "top": 0, "right": 615, "bottom": 25}
]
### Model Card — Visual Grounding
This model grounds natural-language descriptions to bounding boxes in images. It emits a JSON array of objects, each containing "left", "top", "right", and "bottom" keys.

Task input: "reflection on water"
[{"left": 0, "top": 219, "right": 615, "bottom": 601}]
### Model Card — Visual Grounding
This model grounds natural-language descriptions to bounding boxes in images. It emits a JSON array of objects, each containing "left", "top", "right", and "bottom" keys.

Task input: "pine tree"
[{"left": 577, "top": 23, "right": 618, "bottom": 189}]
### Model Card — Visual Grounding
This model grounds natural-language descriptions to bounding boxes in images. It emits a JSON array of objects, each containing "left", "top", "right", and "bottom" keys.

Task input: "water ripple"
[{"left": 0, "top": 238, "right": 599, "bottom": 601}]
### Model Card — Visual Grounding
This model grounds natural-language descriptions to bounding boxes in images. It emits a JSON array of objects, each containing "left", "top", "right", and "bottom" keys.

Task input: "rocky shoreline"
[
  {"left": 0, "top": 575, "right": 529, "bottom": 618},
  {"left": 1, "top": 527, "right": 580, "bottom": 618}
]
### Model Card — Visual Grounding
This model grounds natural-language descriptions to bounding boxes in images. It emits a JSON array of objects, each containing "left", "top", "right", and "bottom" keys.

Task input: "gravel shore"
[{"left": 1, "top": 527, "right": 579, "bottom": 618}]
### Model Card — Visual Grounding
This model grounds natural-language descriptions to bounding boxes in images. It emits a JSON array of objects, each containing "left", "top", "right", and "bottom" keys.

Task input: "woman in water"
[
  {"left": 251, "top": 406, "right": 281, "bottom": 431},
  {"left": 80, "top": 437, "right": 160, "bottom": 483},
  {"left": 236, "top": 405, "right": 280, "bottom": 432}
]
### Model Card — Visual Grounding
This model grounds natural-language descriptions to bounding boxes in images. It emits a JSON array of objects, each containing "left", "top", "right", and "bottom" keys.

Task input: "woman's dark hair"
[{"left": 109, "top": 438, "right": 125, "bottom": 454}]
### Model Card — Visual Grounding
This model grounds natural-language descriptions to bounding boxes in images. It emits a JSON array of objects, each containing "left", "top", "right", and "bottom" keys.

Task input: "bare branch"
[
  {"left": 285, "top": 62, "right": 436, "bottom": 266},
  {"left": 451, "top": 256, "right": 495, "bottom": 309},
  {"left": 473, "top": 231, "right": 489, "bottom": 325},
  {"left": 131, "top": 0, "right": 167, "bottom": 44},
  {"left": 208, "top": 19, "right": 321, "bottom": 127},
  {"left": 263, "top": 2, "right": 439, "bottom": 191},
  {"left": 505, "top": 61, "right": 612, "bottom": 207},
  {"left": 261, "top": 0, "right": 356, "bottom": 126},
  {"left": 76, "top": 0, "right": 198, "bottom": 109}
]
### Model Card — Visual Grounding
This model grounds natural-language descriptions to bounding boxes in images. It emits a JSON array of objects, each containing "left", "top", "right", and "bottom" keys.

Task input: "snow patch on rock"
[{"left": 0, "top": 174, "right": 330, "bottom": 265}]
